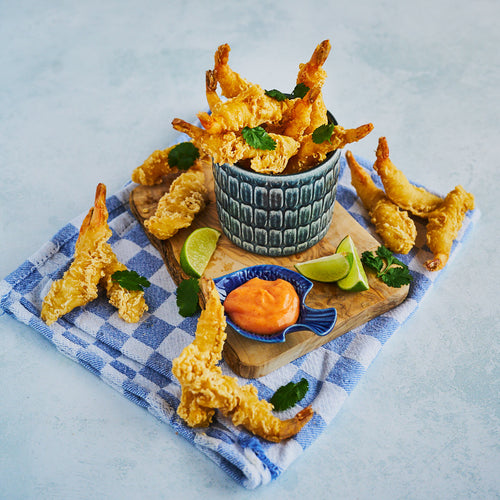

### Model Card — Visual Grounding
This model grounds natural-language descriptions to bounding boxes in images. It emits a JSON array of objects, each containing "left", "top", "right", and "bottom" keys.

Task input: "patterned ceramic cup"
[{"left": 212, "top": 113, "right": 341, "bottom": 257}]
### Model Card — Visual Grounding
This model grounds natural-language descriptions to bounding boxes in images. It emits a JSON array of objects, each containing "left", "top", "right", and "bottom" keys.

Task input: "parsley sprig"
[
  {"left": 361, "top": 246, "right": 413, "bottom": 288},
  {"left": 176, "top": 278, "right": 201, "bottom": 317},
  {"left": 168, "top": 141, "right": 200, "bottom": 170},
  {"left": 111, "top": 270, "right": 151, "bottom": 291},
  {"left": 265, "top": 83, "right": 310, "bottom": 102},
  {"left": 270, "top": 378, "right": 309, "bottom": 412},
  {"left": 241, "top": 126, "right": 277, "bottom": 151}
]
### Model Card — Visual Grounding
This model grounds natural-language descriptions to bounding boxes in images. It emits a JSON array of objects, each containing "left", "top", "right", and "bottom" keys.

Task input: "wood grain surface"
[{"left": 129, "top": 157, "right": 409, "bottom": 378}]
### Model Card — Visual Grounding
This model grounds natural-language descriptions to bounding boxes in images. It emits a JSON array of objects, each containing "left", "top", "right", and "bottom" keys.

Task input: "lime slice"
[
  {"left": 179, "top": 227, "right": 221, "bottom": 278},
  {"left": 294, "top": 253, "right": 351, "bottom": 282},
  {"left": 336, "top": 235, "right": 369, "bottom": 291}
]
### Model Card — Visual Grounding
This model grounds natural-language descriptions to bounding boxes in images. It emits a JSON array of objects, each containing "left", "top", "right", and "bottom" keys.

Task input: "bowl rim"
[{"left": 212, "top": 111, "right": 340, "bottom": 181}]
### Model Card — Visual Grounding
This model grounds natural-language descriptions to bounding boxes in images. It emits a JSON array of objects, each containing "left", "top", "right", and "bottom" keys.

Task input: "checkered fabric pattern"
[{"left": 0, "top": 153, "right": 479, "bottom": 489}]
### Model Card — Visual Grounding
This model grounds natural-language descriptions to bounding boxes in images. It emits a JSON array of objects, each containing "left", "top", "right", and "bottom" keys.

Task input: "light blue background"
[{"left": 1, "top": 1, "right": 498, "bottom": 498}]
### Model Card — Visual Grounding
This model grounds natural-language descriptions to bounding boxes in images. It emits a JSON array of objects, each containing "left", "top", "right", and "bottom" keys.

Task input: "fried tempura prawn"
[
  {"left": 296, "top": 40, "right": 331, "bottom": 133},
  {"left": 290, "top": 122, "right": 374, "bottom": 171},
  {"left": 172, "top": 279, "right": 314, "bottom": 442},
  {"left": 213, "top": 43, "right": 251, "bottom": 98},
  {"left": 144, "top": 164, "right": 207, "bottom": 239},
  {"left": 373, "top": 137, "right": 443, "bottom": 218},
  {"left": 41, "top": 184, "right": 147, "bottom": 325},
  {"left": 172, "top": 118, "right": 299, "bottom": 174},
  {"left": 197, "top": 83, "right": 288, "bottom": 135},
  {"left": 345, "top": 151, "right": 417, "bottom": 254},
  {"left": 425, "top": 185, "right": 474, "bottom": 271},
  {"left": 131, "top": 145, "right": 177, "bottom": 186}
]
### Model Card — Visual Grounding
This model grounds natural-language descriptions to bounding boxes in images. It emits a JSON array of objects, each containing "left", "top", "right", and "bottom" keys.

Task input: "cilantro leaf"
[
  {"left": 176, "top": 278, "right": 200, "bottom": 317},
  {"left": 361, "top": 246, "right": 413, "bottom": 288},
  {"left": 168, "top": 142, "right": 200, "bottom": 170},
  {"left": 265, "top": 89, "right": 289, "bottom": 101},
  {"left": 291, "top": 83, "right": 310, "bottom": 99},
  {"left": 270, "top": 378, "right": 309, "bottom": 412},
  {"left": 111, "top": 270, "right": 151, "bottom": 291},
  {"left": 241, "top": 126, "right": 277, "bottom": 151},
  {"left": 312, "top": 123, "right": 336, "bottom": 144},
  {"left": 265, "top": 83, "right": 310, "bottom": 101}
]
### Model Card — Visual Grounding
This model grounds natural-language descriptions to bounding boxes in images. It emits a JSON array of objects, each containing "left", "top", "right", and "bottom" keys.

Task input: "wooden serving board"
[{"left": 129, "top": 157, "right": 409, "bottom": 379}]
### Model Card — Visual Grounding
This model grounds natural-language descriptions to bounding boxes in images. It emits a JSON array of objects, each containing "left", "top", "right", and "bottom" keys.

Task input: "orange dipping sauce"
[{"left": 223, "top": 277, "right": 300, "bottom": 335}]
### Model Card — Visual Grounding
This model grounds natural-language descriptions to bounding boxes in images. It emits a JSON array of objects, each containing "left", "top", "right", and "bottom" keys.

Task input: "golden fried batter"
[
  {"left": 425, "top": 185, "right": 474, "bottom": 271},
  {"left": 345, "top": 151, "right": 417, "bottom": 254},
  {"left": 213, "top": 43, "right": 251, "bottom": 98},
  {"left": 373, "top": 137, "right": 443, "bottom": 218},
  {"left": 172, "top": 118, "right": 299, "bottom": 174},
  {"left": 144, "top": 164, "right": 207, "bottom": 239},
  {"left": 290, "top": 122, "right": 374, "bottom": 171},
  {"left": 131, "top": 145, "right": 177, "bottom": 186},
  {"left": 172, "top": 279, "right": 314, "bottom": 442},
  {"left": 42, "top": 184, "right": 147, "bottom": 325},
  {"left": 296, "top": 40, "right": 331, "bottom": 133}
]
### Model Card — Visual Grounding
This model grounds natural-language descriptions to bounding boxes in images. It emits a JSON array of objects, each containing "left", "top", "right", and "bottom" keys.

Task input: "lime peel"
[
  {"left": 336, "top": 235, "right": 370, "bottom": 292},
  {"left": 294, "top": 253, "right": 351, "bottom": 282}
]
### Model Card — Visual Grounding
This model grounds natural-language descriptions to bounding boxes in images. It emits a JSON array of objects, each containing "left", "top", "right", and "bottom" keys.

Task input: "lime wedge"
[
  {"left": 179, "top": 227, "right": 221, "bottom": 278},
  {"left": 336, "top": 235, "right": 369, "bottom": 291},
  {"left": 294, "top": 253, "right": 351, "bottom": 282}
]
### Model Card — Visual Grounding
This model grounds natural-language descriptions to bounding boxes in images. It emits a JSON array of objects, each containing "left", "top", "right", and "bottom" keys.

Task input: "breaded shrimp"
[
  {"left": 144, "top": 163, "right": 207, "bottom": 240},
  {"left": 296, "top": 40, "right": 331, "bottom": 133},
  {"left": 213, "top": 43, "right": 251, "bottom": 98},
  {"left": 172, "top": 279, "right": 314, "bottom": 443},
  {"left": 42, "top": 184, "right": 148, "bottom": 324},
  {"left": 281, "top": 87, "right": 322, "bottom": 142},
  {"left": 131, "top": 145, "right": 177, "bottom": 186},
  {"left": 291, "top": 122, "right": 374, "bottom": 171},
  {"left": 172, "top": 118, "right": 299, "bottom": 174},
  {"left": 425, "top": 185, "right": 474, "bottom": 271},
  {"left": 373, "top": 137, "right": 443, "bottom": 218},
  {"left": 345, "top": 151, "right": 417, "bottom": 254}
]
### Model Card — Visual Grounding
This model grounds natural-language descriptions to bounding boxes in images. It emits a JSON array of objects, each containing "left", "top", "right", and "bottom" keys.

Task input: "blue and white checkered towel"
[{"left": 0, "top": 153, "right": 479, "bottom": 489}]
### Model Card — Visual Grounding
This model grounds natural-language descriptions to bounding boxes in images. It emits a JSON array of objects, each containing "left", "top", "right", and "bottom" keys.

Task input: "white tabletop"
[{"left": 1, "top": 1, "right": 499, "bottom": 498}]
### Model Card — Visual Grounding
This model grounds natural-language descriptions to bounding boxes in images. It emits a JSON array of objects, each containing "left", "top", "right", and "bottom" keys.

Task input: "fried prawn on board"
[
  {"left": 144, "top": 162, "right": 207, "bottom": 240},
  {"left": 345, "top": 151, "right": 417, "bottom": 254},
  {"left": 172, "top": 279, "right": 314, "bottom": 443},
  {"left": 425, "top": 185, "right": 474, "bottom": 271},
  {"left": 172, "top": 118, "right": 299, "bottom": 174},
  {"left": 373, "top": 137, "right": 443, "bottom": 218},
  {"left": 296, "top": 39, "right": 331, "bottom": 133},
  {"left": 289, "top": 121, "right": 374, "bottom": 172},
  {"left": 131, "top": 145, "right": 178, "bottom": 186},
  {"left": 41, "top": 184, "right": 147, "bottom": 325}
]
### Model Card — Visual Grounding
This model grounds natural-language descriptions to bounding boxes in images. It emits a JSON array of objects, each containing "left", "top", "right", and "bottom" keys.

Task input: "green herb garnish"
[
  {"left": 270, "top": 378, "right": 309, "bottom": 412},
  {"left": 312, "top": 123, "right": 336, "bottom": 144},
  {"left": 241, "top": 126, "right": 277, "bottom": 151},
  {"left": 361, "top": 246, "right": 413, "bottom": 288},
  {"left": 265, "top": 83, "right": 310, "bottom": 101},
  {"left": 168, "top": 142, "right": 200, "bottom": 170},
  {"left": 111, "top": 270, "right": 151, "bottom": 292},
  {"left": 176, "top": 277, "right": 201, "bottom": 317}
]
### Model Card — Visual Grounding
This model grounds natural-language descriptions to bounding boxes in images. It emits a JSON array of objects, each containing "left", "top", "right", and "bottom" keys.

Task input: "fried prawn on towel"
[
  {"left": 373, "top": 137, "right": 443, "bottom": 218},
  {"left": 172, "top": 118, "right": 299, "bottom": 174},
  {"left": 41, "top": 184, "right": 147, "bottom": 325},
  {"left": 172, "top": 279, "right": 314, "bottom": 443},
  {"left": 296, "top": 39, "right": 331, "bottom": 133},
  {"left": 345, "top": 151, "right": 417, "bottom": 254},
  {"left": 144, "top": 163, "right": 207, "bottom": 240},
  {"left": 425, "top": 185, "right": 474, "bottom": 271},
  {"left": 197, "top": 71, "right": 290, "bottom": 135},
  {"left": 289, "top": 122, "right": 374, "bottom": 172}
]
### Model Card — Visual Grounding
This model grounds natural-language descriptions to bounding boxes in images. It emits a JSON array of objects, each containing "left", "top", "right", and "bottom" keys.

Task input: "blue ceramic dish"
[
  {"left": 213, "top": 264, "right": 337, "bottom": 343},
  {"left": 212, "top": 112, "right": 341, "bottom": 257}
]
